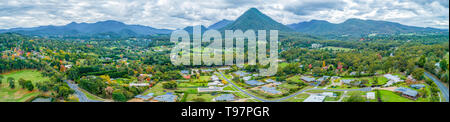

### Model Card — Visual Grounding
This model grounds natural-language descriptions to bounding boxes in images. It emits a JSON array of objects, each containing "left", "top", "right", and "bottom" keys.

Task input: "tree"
[
  {"left": 112, "top": 89, "right": 127, "bottom": 102},
  {"left": 24, "top": 80, "right": 34, "bottom": 91},
  {"left": 162, "top": 81, "right": 178, "bottom": 89},
  {"left": 418, "top": 55, "right": 426, "bottom": 68},
  {"left": 7, "top": 77, "right": 15, "bottom": 89},
  {"left": 36, "top": 81, "right": 50, "bottom": 92},
  {"left": 440, "top": 60, "right": 448, "bottom": 71},
  {"left": 411, "top": 68, "right": 425, "bottom": 80},
  {"left": 57, "top": 85, "right": 75, "bottom": 99},
  {"left": 18, "top": 78, "right": 26, "bottom": 89}
]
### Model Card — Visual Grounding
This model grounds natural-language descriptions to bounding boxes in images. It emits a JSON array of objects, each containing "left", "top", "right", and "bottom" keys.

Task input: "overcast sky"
[{"left": 0, "top": 0, "right": 448, "bottom": 30}]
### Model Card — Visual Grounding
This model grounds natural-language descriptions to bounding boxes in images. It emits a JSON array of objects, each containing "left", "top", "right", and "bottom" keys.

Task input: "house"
[
  {"left": 303, "top": 95, "right": 326, "bottom": 102},
  {"left": 135, "top": 93, "right": 154, "bottom": 100},
  {"left": 215, "top": 94, "right": 235, "bottom": 102},
  {"left": 311, "top": 43, "right": 322, "bottom": 48},
  {"left": 243, "top": 76, "right": 252, "bottom": 81},
  {"left": 217, "top": 67, "right": 231, "bottom": 71},
  {"left": 265, "top": 79, "right": 281, "bottom": 85},
  {"left": 366, "top": 92, "right": 375, "bottom": 99},
  {"left": 211, "top": 75, "right": 220, "bottom": 81},
  {"left": 317, "top": 76, "right": 330, "bottom": 82},
  {"left": 234, "top": 71, "right": 249, "bottom": 77},
  {"left": 153, "top": 93, "right": 177, "bottom": 102},
  {"left": 321, "top": 92, "right": 335, "bottom": 97},
  {"left": 330, "top": 76, "right": 341, "bottom": 82},
  {"left": 180, "top": 70, "right": 190, "bottom": 75},
  {"left": 183, "top": 75, "right": 191, "bottom": 79},
  {"left": 64, "top": 65, "right": 73, "bottom": 69},
  {"left": 384, "top": 74, "right": 404, "bottom": 87},
  {"left": 208, "top": 81, "right": 224, "bottom": 86},
  {"left": 198, "top": 86, "right": 223, "bottom": 92},
  {"left": 261, "top": 86, "right": 281, "bottom": 94},
  {"left": 245, "top": 80, "right": 266, "bottom": 86},
  {"left": 410, "top": 84, "right": 426, "bottom": 89},
  {"left": 201, "top": 69, "right": 214, "bottom": 72},
  {"left": 138, "top": 74, "right": 152, "bottom": 81},
  {"left": 394, "top": 87, "right": 418, "bottom": 99},
  {"left": 301, "top": 76, "right": 316, "bottom": 82},
  {"left": 341, "top": 79, "right": 360, "bottom": 86}
]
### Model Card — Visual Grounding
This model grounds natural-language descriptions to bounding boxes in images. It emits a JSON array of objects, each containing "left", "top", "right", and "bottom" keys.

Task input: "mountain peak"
[
  {"left": 208, "top": 19, "right": 234, "bottom": 30},
  {"left": 221, "top": 8, "right": 292, "bottom": 31},
  {"left": 97, "top": 20, "right": 125, "bottom": 25}
]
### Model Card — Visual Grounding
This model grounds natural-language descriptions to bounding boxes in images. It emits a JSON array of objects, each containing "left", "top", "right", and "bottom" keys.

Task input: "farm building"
[
  {"left": 384, "top": 74, "right": 404, "bottom": 87},
  {"left": 303, "top": 95, "right": 326, "bottom": 102},
  {"left": 215, "top": 94, "right": 235, "bottom": 102},
  {"left": 394, "top": 87, "right": 418, "bottom": 99},
  {"left": 410, "top": 84, "right": 426, "bottom": 89},
  {"left": 301, "top": 76, "right": 316, "bottom": 82},
  {"left": 366, "top": 92, "right": 375, "bottom": 99},
  {"left": 198, "top": 86, "right": 224, "bottom": 92},
  {"left": 245, "top": 80, "right": 266, "bottom": 86},
  {"left": 153, "top": 93, "right": 177, "bottom": 102}
]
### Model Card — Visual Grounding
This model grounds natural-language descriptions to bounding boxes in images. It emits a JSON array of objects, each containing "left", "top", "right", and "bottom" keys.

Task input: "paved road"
[
  {"left": 64, "top": 80, "right": 101, "bottom": 102},
  {"left": 424, "top": 72, "right": 449, "bottom": 102},
  {"left": 218, "top": 72, "right": 372, "bottom": 102}
]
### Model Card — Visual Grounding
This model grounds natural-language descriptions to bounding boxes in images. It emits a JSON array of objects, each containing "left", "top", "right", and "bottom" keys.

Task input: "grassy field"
[
  {"left": 0, "top": 70, "right": 49, "bottom": 102},
  {"left": 281, "top": 93, "right": 310, "bottom": 102},
  {"left": 142, "top": 81, "right": 198, "bottom": 96},
  {"left": 186, "top": 94, "right": 218, "bottom": 102},
  {"left": 379, "top": 90, "right": 414, "bottom": 102}
]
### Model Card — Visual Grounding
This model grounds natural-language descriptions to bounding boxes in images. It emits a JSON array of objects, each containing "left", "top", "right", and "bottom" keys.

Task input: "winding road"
[
  {"left": 218, "top": 72, "right": 372, "bottom": 102},
  {"left": 64, "top": 80, "right": 101, "bottom": 102},
  {"left": 424, "top": 72, "right": 449, "bottom": 102}
]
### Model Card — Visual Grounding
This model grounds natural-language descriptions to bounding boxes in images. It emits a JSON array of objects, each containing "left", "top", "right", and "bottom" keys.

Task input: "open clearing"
[{"left": 0, "top": 70, "right": 49, "bottom": 102}]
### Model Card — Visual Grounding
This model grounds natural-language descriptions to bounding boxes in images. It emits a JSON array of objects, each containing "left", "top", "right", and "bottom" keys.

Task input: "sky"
[{"left": 0, "top": 0, "right": 448, "bottom": 30}]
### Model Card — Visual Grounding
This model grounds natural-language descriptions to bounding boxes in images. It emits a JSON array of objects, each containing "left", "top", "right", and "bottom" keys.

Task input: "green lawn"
[
  {"left": 0, "top": 70, "right": 49, "bottom": 102},
  {"left": 142, "top": 82, "right": 198, "bottom": 96},
  {"left": 281, "top": 93, "right": 310, "bottom": 102},
  {"left": 186, "top": 94, "right": 218, "bottom": 102},
  {"left": 379, "top": 90, "right": 414, "bottom": 102},
  {"left": 178, "top": 82, "right": 207, "bottom": 88}
]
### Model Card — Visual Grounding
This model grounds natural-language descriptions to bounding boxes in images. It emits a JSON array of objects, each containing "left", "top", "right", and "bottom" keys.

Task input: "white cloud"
[{"left": 0, "top": 0, "right": 448, "bottom": 30}]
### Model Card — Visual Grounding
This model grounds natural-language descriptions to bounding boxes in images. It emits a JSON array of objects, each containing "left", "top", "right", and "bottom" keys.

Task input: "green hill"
[{"left": 221, "top": 8, "right": 293, "bottom": 32}]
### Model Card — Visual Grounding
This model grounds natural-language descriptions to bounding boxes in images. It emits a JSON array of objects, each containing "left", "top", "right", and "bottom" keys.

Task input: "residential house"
[
  {"left": 245, "top": 80, "right": 266, "bottom": 86},
  {"left": 303, "top": 95, "right": 326, "bottom": 102},
  {"left": 366, "top": 92, "right": 375, "bottom": 99},
  {"left": 198, "top": 86, "right": 224, "bottom": 92},
  {"left": 215, "top": 94, "right": 235, "bottom": 102},
  {"left": 394, "top": 87, "right": 418, "bottom": 99},
  {"left": 410, "top": 84, "right": 426, "bottom": 89}
]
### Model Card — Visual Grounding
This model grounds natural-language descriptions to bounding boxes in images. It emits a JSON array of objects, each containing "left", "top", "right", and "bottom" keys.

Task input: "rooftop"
[
  {"left": 215, "top": 94, "right": 235, "bottom": 101},
  {"left": 395, "top": 87, "right": 418, "bottom": 97},
  {"left": 245, "top": 80, "right": 266, "bottom": 86},
  {"left": 153, "top": 93, "right": 177, "bottom": 102},
  {"left": 301, "top": 76, "right": 316, "bottom": 82},
  {"left": 303, "top": 95, "right": 326, "bottom": 102}
]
